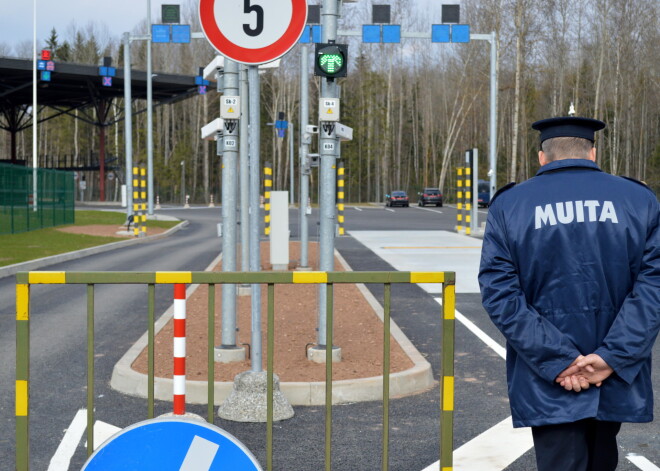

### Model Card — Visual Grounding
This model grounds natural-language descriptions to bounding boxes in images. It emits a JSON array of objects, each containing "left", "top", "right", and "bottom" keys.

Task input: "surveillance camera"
[{"left": 306, "top": 125, "right": 318, "bottom": 134}]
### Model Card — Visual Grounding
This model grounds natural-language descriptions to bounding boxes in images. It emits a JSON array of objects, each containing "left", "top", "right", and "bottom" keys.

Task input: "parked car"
[
  {"left": 417, "top": 188, "right": 443, "bottom": 207},
  {"left": 386, "top": 191, "right": 409, "bottom": 207},
  {"left": 478, "top": 180, "right": 490, "bottom": 207}
]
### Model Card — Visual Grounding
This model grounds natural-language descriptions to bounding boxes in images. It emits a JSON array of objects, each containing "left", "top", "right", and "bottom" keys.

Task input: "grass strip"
[{"left": 0, "top": 210, "right": 178, "bottom": 267}]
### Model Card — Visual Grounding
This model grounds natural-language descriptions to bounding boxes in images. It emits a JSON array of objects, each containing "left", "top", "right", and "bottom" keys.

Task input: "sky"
[
  {"left": 0, "top": 0, "right": 446, "bottom": 55},
  {"left": 0, "top": 0, "right": 179, "bottom": 52}
]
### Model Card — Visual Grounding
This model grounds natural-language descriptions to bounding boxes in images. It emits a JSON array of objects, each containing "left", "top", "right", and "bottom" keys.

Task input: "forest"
[{"left": 0, "top": 0, "right": 658, "bottom": 204}]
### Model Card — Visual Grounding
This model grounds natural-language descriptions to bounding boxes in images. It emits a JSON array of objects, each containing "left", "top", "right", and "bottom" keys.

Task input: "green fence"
[
  {"left": 0, "top": 163, "right": 75, "bottom": 234},
  {"left": 16, "top": 270, "right": 456, "bottom": 470}
]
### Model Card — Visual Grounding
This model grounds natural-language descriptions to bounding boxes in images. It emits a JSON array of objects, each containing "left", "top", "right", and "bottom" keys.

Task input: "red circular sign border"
[{"left": 199, "top": 0, "right": 308, "bottom": 65}]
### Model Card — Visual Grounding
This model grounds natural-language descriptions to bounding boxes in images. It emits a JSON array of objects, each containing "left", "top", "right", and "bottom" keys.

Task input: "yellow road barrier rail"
[{"left": 15, "top": 270, "right": 456, "bottom": 471}]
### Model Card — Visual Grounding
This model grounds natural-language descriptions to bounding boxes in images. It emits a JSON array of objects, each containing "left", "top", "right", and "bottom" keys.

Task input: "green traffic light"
[
  {"left": 314, "top": 43, "right": 348, "bottom": 78},
  {"left": 319, "top": 53, "right": 343, "bottom": 74}
]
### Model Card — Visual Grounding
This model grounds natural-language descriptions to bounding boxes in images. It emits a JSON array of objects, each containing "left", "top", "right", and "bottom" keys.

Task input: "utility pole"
[
  {"left": 146, "top": 0, "right": 154, "bottom": 215},
  {"left": 489, "top": 31, "right": 498, "bottom": 198},
  {"left": 289, "top": 122, "right": 295, "bottom": 205},
  {"left": 313, "top": 0, "right": 342, "bottom": 362},
  {"left": 240, "top": 65, "right": 250, "bottom": 273},
  {"left": 123, "top": 32, "right": 133, "bottom": 217},
  {"left": 299, "top": 43, "right": 310, "bottom": 269},
  {"left": 219, "top": 59, "right": 241, "bottom": 360},
  {"left": 248, "top": 66, "right": 262, "bottom": 372}
]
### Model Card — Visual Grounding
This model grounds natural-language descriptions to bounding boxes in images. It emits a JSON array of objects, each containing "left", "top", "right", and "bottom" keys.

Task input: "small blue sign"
[
  {"left": 299, "top": 25, "right": 311, "bottom": 43},
  {"left": 451, "top": 24, "right": 470, "bottom": 43},
  {"left": 311, "top": 25, "right": 323, "bottom": 43},
  {"left": 40, "top": 71, "right": 51, "bottom": 82},
  {"left": 82, "top": 418, "right": 262, "bottom": 471},
  {"left": 432, "top": 24, "right": 451, "bottom": 43},
  {"left": 382, "top": 25, "right": 401, "bottom": 44},
  {"left": 362, "top": 25, "right": 381, "bottom": 43},
  {"left": 198, "top": 85, "right": 207, "bottom": 95},
  {"left": 152, "top": 24, "right": 171, "bottom": 43},
  {"left": 37, "top": 60, "right": 46, "bottom": 70},
  {"left": 172, "top": 24, "right": 191, "bottom": 43}
]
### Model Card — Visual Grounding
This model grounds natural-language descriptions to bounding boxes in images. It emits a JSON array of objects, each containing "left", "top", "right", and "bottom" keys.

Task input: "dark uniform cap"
[{"left": 531, "top": 116, "right": 606, "bottom": 143}]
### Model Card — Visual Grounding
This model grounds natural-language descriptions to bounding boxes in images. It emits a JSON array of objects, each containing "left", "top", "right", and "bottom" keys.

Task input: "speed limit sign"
[{"left": 199, "top": 0, "right": 308, "bottom": 65}]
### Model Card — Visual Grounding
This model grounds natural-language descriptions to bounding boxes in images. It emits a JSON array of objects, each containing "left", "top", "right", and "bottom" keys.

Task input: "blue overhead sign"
[
  {"left": 172, "top": 24, "right": 191, "bottom": 43},
  {"left": 82, "top": 418, "right": 263, "bottom": 471},
  {"left": 382, "top": 25, "right": 401, "bottom": 43},
  {"left": 362, "top": 25, "right": 381, "bottom": 43},
  {"left": 152, "top": 24, "right": 171, "bottom": 43},
  {"left": 451, "top": 24, "right": 470, "bottom": 43},
  {"left": 432, "top": 24, "right": 451, "bottom": 43}
]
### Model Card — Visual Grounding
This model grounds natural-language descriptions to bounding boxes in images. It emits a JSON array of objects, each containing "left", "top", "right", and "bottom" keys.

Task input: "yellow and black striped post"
[
  {"left": 464, "top": 167, "right": 471, "bottom": 236},
  {"left": 15, "top": 282, "right": 29, "bottom": 471},
  {"left": 440, "top": 273, "right": 456, "bottom": 470},
  {"left": 263, "top": 162, "right": 272, "bottom": 236},
  {"left": 337, "top": 161, "right": 345, "bottom": 236},
  {"left": 456, "top": 168, "right": 463, "bottom": 232},
  {"left": 133, "top": 165, "right": 147, "bottom": 237},
  {"left": 132, "top": 167, "right": 140, "bottom": 237}
]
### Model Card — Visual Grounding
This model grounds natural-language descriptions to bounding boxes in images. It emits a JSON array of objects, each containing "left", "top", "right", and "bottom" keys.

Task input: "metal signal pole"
[{"left": 316, "top": 0, "right": 340, "bottom": 358}]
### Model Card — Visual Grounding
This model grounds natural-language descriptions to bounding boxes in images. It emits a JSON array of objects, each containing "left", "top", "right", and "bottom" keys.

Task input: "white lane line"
[
  {"left": 421, "top": 416, "right": 533, "bottom": 471},
  {"left": 48, "top": 409, "right": 88, "bottom": 471},
  {"left": 627, "top": 454, "right": 660, "bottom": 471},
  {"left": 179, "top": 435, "right": 220, "bottom": 471},
  {"left": 434, "top": 298, "right": 506, "bottom": 359},
  {"left": 354, "top": 207, "right": 363, "bottom": 211},
  {"left": 413, "top": 206, "right": 443, "bottom": 214},
  {"left": 385, "top": 208, "right": 395, "bottom": 212}
]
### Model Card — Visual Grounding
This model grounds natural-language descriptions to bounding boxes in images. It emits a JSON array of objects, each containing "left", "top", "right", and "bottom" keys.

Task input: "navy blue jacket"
[{"left": 479, "top": 159, "right": 660, "bottom": 427}]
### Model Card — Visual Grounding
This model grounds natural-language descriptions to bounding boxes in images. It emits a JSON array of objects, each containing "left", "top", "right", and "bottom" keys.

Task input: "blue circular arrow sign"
[{"left": 82, "top": 418, "right": 262, "bottom": 471}]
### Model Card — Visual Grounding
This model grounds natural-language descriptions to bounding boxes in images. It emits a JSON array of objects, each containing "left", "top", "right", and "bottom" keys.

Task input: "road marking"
[
  {"left": 48, "top": 409, "right": 87, "bottom": 471},
  {"left": 384, "top": 208, "right": 395, "bottom": 212},
  {"left": 421, "top": 416, "right": 533, "bottom": 471},
  {"left": 354, "top": 207, "right": 363, "bottom": 211},
  {"left": 179, "top": 435, "right": 220, "bottom": 471},
  {"left": 434, "top": 298, "right": 506, "bottom": 359},
  {"left": 91, "top": 421, "right": 122, "bottom": 450},
  {"left": 413, "top": 206, "right": 443, "bottom": 214},
  {"left": 627, "top": 454, "right": 660, "bottom": 471}
]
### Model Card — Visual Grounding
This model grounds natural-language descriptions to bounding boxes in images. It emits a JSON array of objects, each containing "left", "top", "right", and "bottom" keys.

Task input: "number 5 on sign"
[{"left": 199, "top": 0, "right": 308, "bottom": 65}]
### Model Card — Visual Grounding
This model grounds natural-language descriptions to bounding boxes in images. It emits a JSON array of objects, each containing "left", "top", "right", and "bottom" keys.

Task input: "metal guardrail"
[{"left": 15, "top": 270, "right": 456, "bottom": 471}]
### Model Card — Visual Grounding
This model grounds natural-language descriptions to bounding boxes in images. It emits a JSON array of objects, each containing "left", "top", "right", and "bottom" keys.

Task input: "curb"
[
  {"left": 0, "top": 220, "right": 188, "bottom": 280},
  {"left": 110, "top": 250, "right": 436, "bottom": 406}
]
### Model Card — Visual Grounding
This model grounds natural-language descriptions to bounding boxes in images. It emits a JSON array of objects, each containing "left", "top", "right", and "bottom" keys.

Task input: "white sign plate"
[
  {"left": 224, "top": 138, "right": 237, "bottom": 148},
  {"left": 319, "top": 98, "right": 340, "bottom": 122},
  {"left": 323, "top": 142, "right": 335, "bottom": 151},
  {"left": 199, "top": 0, "right": 308, "bottom": 65},
  {"left": 221, "top": 96, "right": 241, "bottom": 119}
]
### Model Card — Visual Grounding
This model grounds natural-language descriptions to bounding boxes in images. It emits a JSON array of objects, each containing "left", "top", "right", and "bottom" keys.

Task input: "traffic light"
[{"left": 314, "top": 43, "right": 348, "bottom": 79}]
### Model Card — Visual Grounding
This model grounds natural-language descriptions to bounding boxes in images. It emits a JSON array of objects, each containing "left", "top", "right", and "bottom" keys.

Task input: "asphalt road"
[{"left": 0, "top": 204, "right": 657, "bottom": 470}]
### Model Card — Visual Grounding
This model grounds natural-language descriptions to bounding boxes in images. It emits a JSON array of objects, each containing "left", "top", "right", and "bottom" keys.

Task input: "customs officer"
[{"left": 478, "top": 117, "right": 660, "bottom": 470}]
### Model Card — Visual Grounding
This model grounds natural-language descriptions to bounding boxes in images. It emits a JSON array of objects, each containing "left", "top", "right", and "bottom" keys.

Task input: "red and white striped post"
[{"left": 173, "top": 283, "right": 186, "bottom": 415}]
